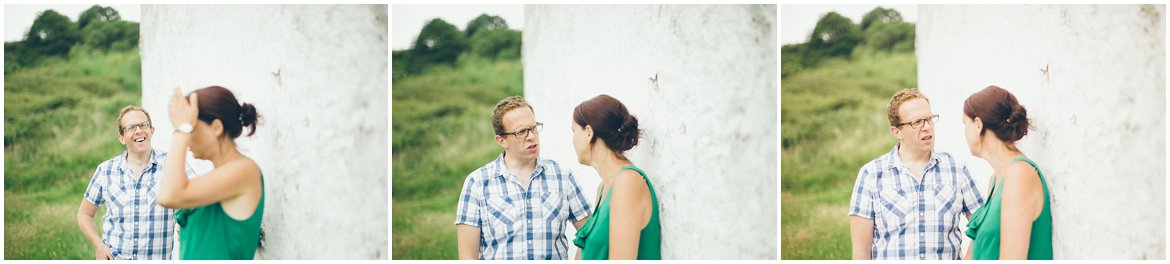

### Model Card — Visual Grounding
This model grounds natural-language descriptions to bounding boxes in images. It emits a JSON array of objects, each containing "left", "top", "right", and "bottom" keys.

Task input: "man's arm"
[
  {"left": 573, "top": 217, "right": 588, "bottom": 230},
  {"left": 77, "top": 200, "right": 112, "bottom": 260},
  {"left": 456, "top": 224, "right": 481, "bottom": 260},
  {"left": 849, "top": 215, "right": 874, "bottom": 260}
]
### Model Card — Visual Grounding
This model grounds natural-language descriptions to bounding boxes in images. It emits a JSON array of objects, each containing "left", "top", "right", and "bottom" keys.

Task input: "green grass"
[
  {"left": 4, "top": 48, "right": 141, "bottom": 259},
  {"left": 780, "top": 52, "right": 917, "bottom": 260},
  {"left": 392, "top": 57, "right": 523, "bottom": 260}
]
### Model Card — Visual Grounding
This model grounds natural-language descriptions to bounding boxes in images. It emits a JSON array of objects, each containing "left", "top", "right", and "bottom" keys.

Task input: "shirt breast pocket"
[
  {"left": 876, "top": 188, "right": 914, "bottom": 232},
  {"left": 106, "top": 182, "right": 132, "bottom": 209},
  {"left": 540, "top": 192, "right": 564, "bottom": 223},
  {"left": 933, "top": 184, "right": 958, "bottom": 214},
  {"left": 484, "top": 196, "right": 521, "bottom": 243}
]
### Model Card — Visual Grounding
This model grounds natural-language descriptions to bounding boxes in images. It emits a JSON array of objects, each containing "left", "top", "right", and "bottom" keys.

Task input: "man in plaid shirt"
[
  {"left": 849, "top": 89, "right": 985, "bottom": 260},
  {"left": 76, "top": 106, "right": 195, "bottom": 260},
  {"left": 456, "top": 96, "right": 592, "bottom": 260}
]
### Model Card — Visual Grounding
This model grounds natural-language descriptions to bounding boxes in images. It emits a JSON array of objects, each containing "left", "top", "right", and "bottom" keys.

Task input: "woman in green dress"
[
  {"left": 570, "top": 94, "right": 661, "bottom": 260},
  {"left": 962, "top": 85, "right": 1053, "bottom": 260},
  {"left": 159, "top": 86, "right": 264, "bottom": 260}
]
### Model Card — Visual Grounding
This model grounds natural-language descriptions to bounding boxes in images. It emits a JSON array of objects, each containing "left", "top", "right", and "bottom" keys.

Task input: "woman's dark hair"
[
  {"left": 191, "top": 86, "right": 259, "bottom": 139},
  {"left": 963, "top": 85, "right": 1030, "bottom": 143},
  {"left": 573, "top": 94, "right": 641, "bottom": 156}
]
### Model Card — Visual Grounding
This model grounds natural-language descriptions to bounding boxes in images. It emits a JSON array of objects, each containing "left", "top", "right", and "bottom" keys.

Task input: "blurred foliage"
[
  {"left": 782, "top": 7, "right": 915, "bottom": 78},
  {"left": 393, "top": 15, "right": 521, "bottom": 79},
  {"left": 6, "top": 5, "right": 139, "bottom": 74},
  {"left": 781, "top": 7, "right": 918, "bottom": 260}
]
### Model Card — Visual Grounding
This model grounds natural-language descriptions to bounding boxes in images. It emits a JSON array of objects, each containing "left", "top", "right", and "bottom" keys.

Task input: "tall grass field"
[
  {"left": 391, "top": 58, "right": 523, "bottom": 260},
  {"left": 781, "top": 52, "right": 916, "bottom": 260},
  {"left": 5, "top": 48, "right": 142, "bottom": 259}
]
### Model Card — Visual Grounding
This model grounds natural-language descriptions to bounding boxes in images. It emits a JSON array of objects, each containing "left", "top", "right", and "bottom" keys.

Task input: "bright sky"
[
  {"left": 780, "top": 4, "right": 916, "bottom": 45},
  {"left": 391, "top": 4, "right": 523, "bottom": 51},
  {"left": 4, "top": 4, "right": 141, "bottom": 42}
]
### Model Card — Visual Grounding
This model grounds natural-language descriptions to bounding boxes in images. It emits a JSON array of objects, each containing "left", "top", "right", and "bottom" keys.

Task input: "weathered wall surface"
[
  {"left": 918, "top": 5, "right": 1165, "bottom": 259},
  {"left": 525, "top": 5, "right": 777, "bottom": 259},
  {"left": 140, "top": 5, "right": 388, "bottom": 259}
]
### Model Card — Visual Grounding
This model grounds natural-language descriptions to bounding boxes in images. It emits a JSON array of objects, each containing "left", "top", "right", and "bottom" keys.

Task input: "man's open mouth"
[
  {"left": 527, "top": 144, "right": 538, "bottom": 150},
  {"left": 134, "top": 137, "right": 145, "bottom": 143},
  {"left": 921, "top": 135, "right": 933, "bottom": 141}
]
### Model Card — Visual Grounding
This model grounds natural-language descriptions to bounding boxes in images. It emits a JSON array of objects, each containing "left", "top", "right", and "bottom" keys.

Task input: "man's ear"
[
  {"left": 117, "top": 132, "right": 126, "bottom": 145},
  {"left": 495, "top": 135, "right": 507, "bottom": 148},
  {"left": 890, "top": 126, "right": 902, "bottom": 141}
]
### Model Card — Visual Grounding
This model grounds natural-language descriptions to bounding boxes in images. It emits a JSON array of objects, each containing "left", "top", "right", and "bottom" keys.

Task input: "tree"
[
  {"left": 464, "top": 14, "right": 518, "bottom": 60},
  {"left": 468, "top": 29, "right": 521, "bottom": 60},
  {"left": 807, "top": 12, "right": 861, "bottom": 61},
  {"left": 5, "top": 41, "right": 30, "bottom": 73},
  {"left": 863, "top": 22, "right": 914, "bottom": 53},
  {"left": 78, "top": 5, "right": 121, "bottom": 29},
  {"left": 860, "top": 8, "right": 914, "bottom": 53},
  {"left": 780, "top": 43, "right": 806, "bottom": 78},
  {"left": 81, "top": 20, "right": 139, "bottom": 51},
  {"left": 465, "top": 14, "right": 508, "bottom": 38},
  {"left": 860, "top": 7, "right": 903, "bottom": 31},
  {"left": 409, "top": 18, "right": 467, "bottom": 72},
  {"left": 25, "top": 10, "right": 81, "bottom": 59}
]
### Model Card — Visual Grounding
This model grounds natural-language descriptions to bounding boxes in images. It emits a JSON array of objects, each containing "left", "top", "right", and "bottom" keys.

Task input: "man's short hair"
[
  {"left": 491, "top": 96, "right": 534, "bottom": 136},
  {"left": 117, "top": 105, "right": 152, "bottom": 135},
  {"left": 887, "top": 88, "right": 930, "bottom": 127}
]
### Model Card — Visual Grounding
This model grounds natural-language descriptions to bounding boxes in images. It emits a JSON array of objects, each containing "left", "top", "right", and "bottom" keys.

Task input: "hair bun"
[
  {"left": 240, "top": 102, "right": 260, "bottom": 136},
  {"left": 616, "top": 114, "right": 641, "bottom": 151},
  {"left": 1004, "top": 104, "right": 1029, "bottom": 141}
]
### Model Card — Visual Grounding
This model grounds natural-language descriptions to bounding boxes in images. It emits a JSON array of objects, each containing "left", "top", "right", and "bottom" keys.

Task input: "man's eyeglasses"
[
  {"left": 895, "top": 114, "right": 939, "bottom": 129},
  {"left": 120, "top": 121, "right": 152, "bottom": 134},
  {"left": 501, "top": 122, "right": 543, "bottom": 139}
]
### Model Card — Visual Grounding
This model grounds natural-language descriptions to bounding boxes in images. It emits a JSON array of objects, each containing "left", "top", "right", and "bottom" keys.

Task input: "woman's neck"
[
  {"left": 983, "top": 139, "right": 1023, "bottom": 176},
  {"left": 592, "top": 148, "right": 632, "bottom": 187},
  {"left": 209, "top": 140, "right": 244, "bottom": 167}
]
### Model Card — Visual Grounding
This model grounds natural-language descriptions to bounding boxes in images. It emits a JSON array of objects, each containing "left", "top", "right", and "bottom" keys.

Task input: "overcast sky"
[
  {"left": 392, "top": 5, "right": 523, "bottom": 51},
  {"left": 5, "top": 4, "right": 141, "bottom": 42},
  {"left": 781, "top": 5, "right": 916, "bottom": 45}
]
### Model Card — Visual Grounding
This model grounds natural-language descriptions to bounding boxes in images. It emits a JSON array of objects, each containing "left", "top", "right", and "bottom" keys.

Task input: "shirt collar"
[
  {"left": 492, "top": 151, "right": 546, "bottom": 179},
  {"left": 117, "top": 148, "right": 162, "bottom": 173},
  {"left": 887, "top": 143, "right": 939, "bottom": 171}
]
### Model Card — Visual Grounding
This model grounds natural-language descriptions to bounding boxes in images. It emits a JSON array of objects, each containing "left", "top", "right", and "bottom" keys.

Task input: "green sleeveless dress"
[
  {"left": 175, "top": 175, "right": 264, "bottom": 260},
  {"left": 966, "top": 157, "right": 1052, "bottom": 260},
  {"left": 573, "top": 166, "right": 661, "bottom": 260}
]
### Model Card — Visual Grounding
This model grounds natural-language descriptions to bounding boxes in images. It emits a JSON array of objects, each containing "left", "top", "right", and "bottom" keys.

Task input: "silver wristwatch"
[{"left": 175, "top": 123, "right": 193, "bottom": 134}]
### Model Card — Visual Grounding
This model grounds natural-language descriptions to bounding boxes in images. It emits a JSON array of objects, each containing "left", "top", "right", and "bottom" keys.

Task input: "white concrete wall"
[
  {"left": 918, "top": 5, "right": 1165, "bottom": 259},
  {"left": 140, "top": 5, "right": 388, "bottom": 259},
  {"left": 524, "top": 5, "right": 777, "bottom": 259}
]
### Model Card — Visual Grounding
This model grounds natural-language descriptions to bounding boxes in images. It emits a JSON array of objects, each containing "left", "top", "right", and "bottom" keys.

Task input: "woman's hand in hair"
[{"left": 168, "top": 87, "right": 199, "bottom": 128}]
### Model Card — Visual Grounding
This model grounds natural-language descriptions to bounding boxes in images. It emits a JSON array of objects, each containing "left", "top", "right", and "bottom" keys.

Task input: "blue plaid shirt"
[
  {"left": 849, "top": 144, "right": 984, "bottom": 260},
  {"left": 83, "top": 149, "right": 196, "bottom": 260},
  {"left": 455, "top": 152, "right": 592, "bottom": 260}
]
